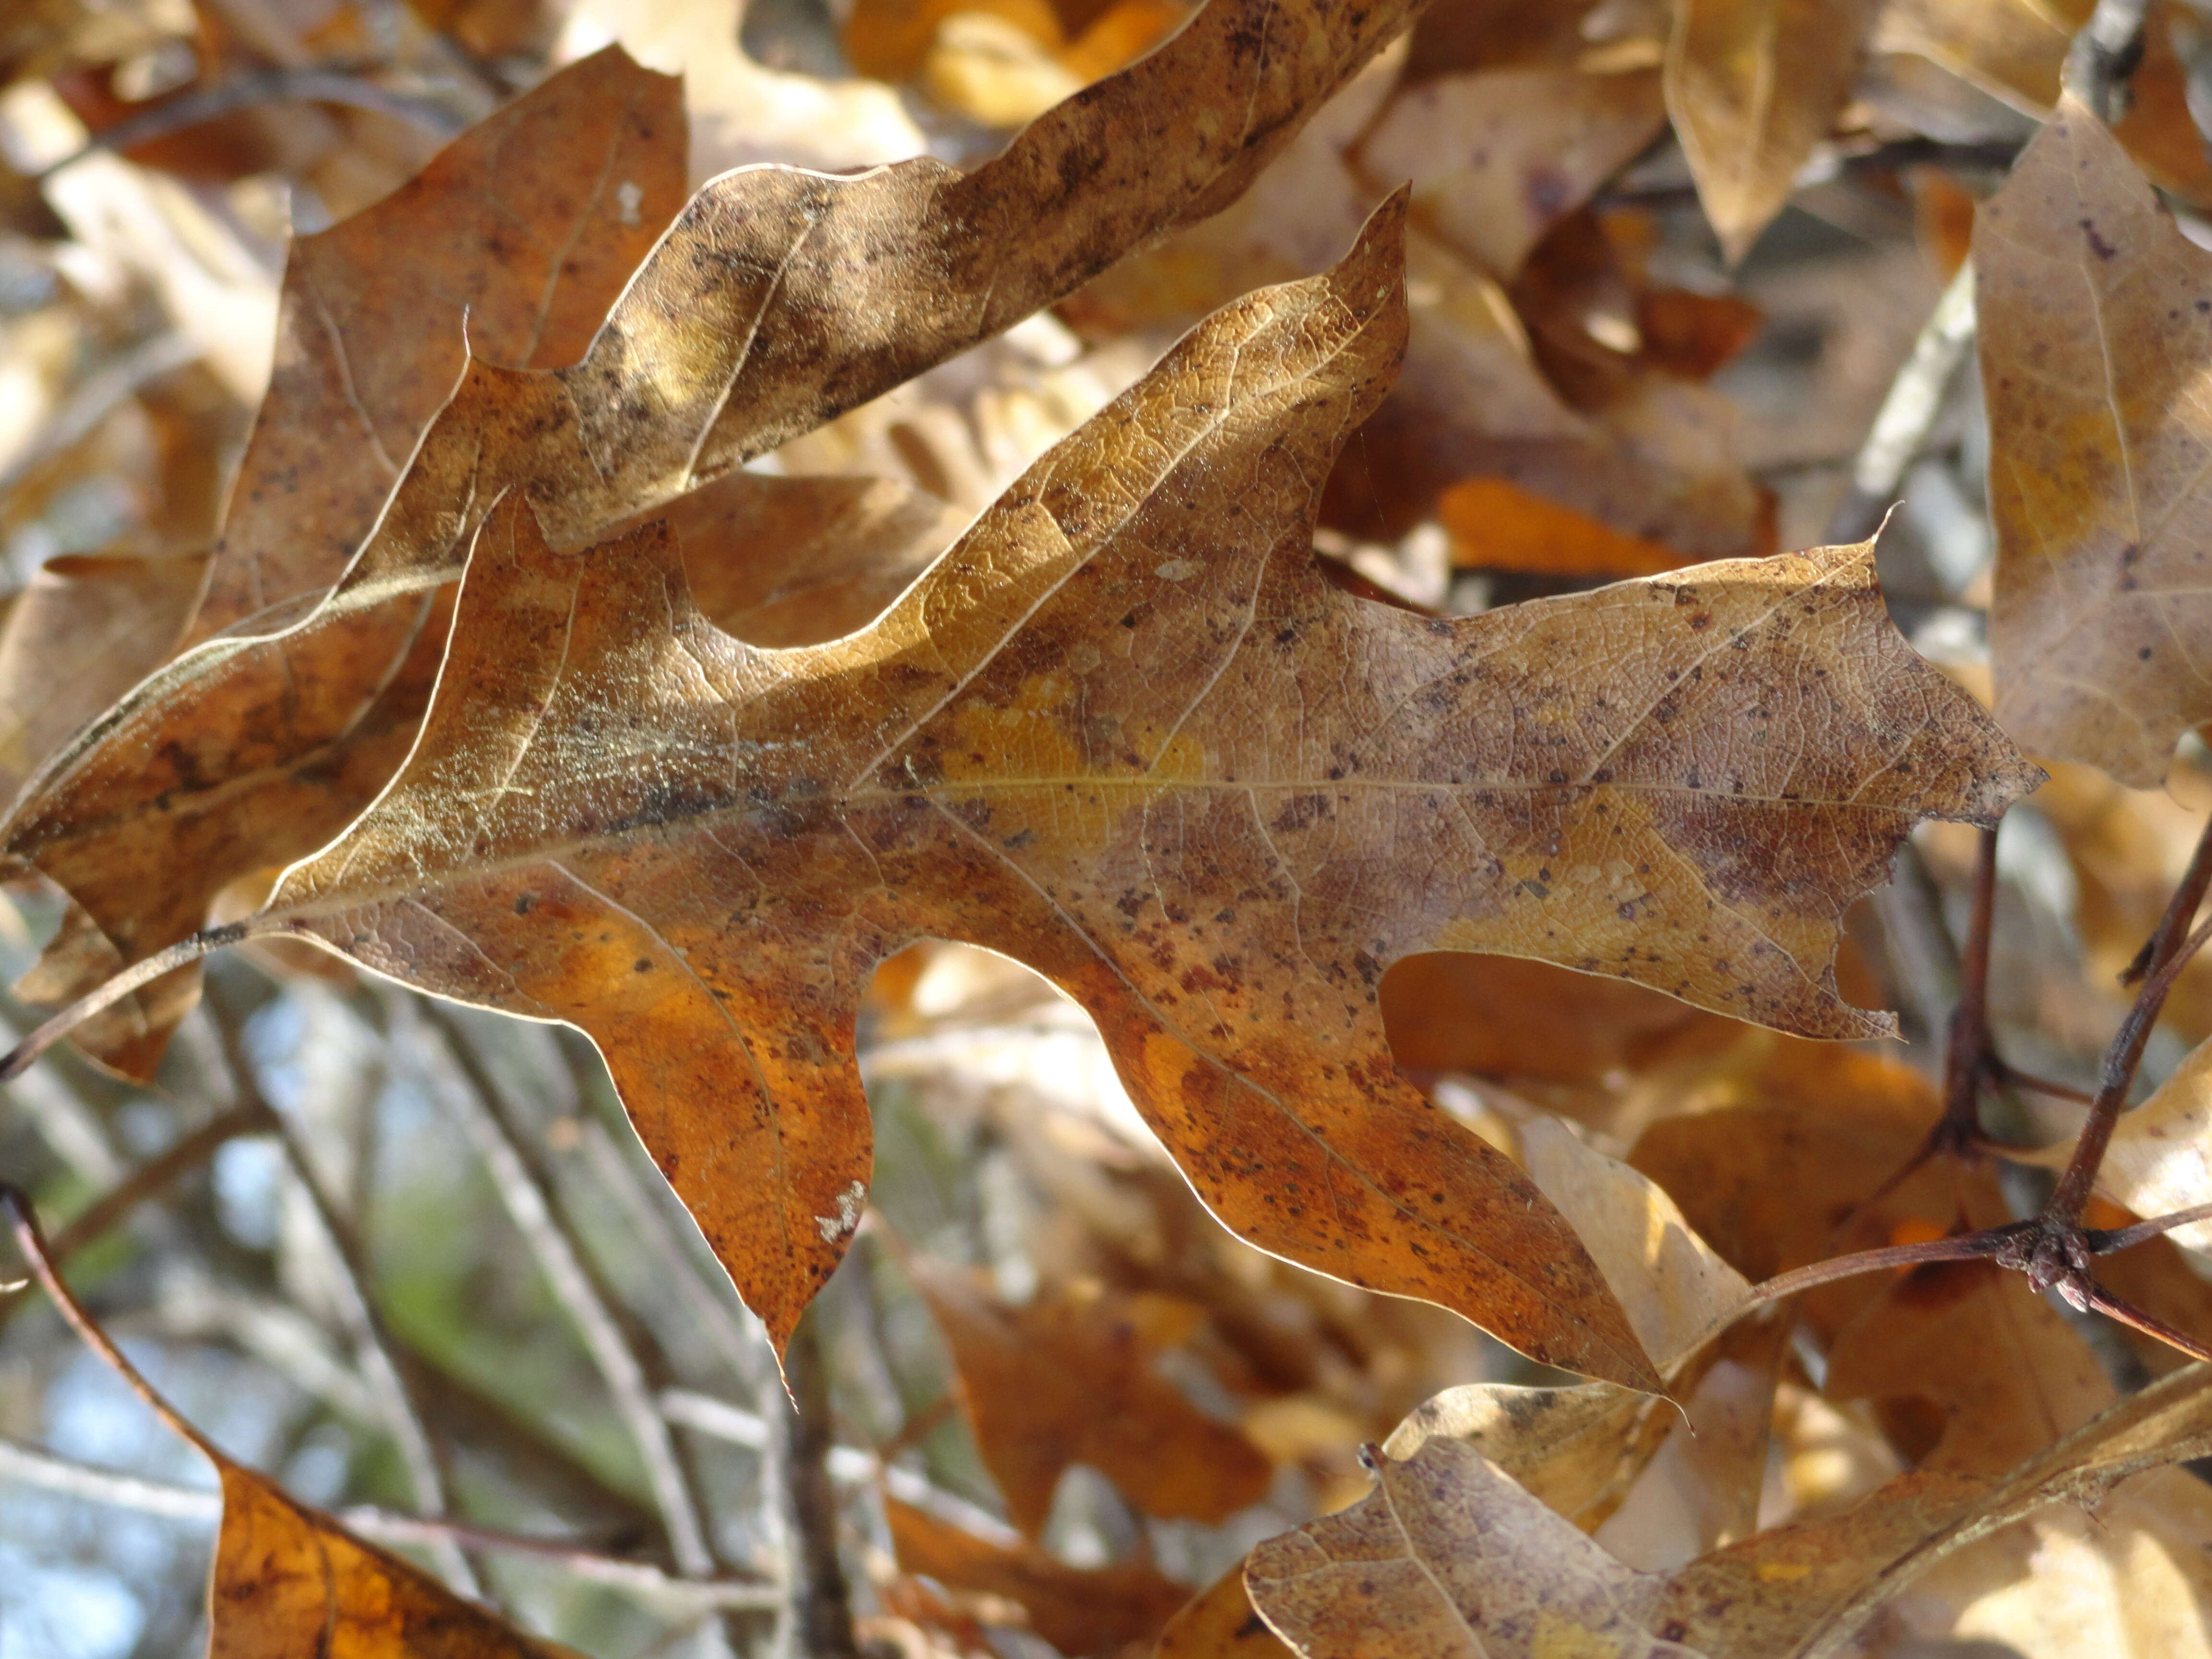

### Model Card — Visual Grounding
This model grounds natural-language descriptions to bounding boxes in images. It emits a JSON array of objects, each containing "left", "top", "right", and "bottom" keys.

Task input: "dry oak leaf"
[
  {"left": 2, "top": 0, "right": 1419, "bottom": 1080},
  {"left": 192, "top": 44, "right": 688, "bottom": 643},
  {"left": 1248, "top": 1363, "right": 2212, "bottom": 1659},
  {"left": 1979, "top": 96, "right": 2212, "bottom": 786},
  {"left": 239, "top": 200, "right": 2033, "bottom": 1381},
  {"left": 914, "top": 1262, "right": 1274, "bottom": 1537},
  {"left": 1665, "top": 0, "right": 1878, "bottom": 264},
  {"left": 885, "top": 1495, "right": 1193, "bottom": 1655},
  {"left": 209, "top": 1466, "right": 580, "bottom": 1659}
]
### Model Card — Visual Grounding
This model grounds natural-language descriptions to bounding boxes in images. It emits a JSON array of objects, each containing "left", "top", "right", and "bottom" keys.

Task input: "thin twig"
[
  {"left": 1743, "top": 1229, "right": 2017, "bottom": 1310},
  {"left": 0, "top": 1437, "right": 781, "bottom": 1609},
  {"left": 2082, "top": 1284, "right": 2212, "bottom": 1363},
  {"left": 205, "top": 1001, "right": 481, "bottom": 1598},
  {"left": 2048, "top": 910, "right": 2212, "bottom": 1224},
  {"left": 1825, "top": 257, "right": 1978, "bottom": 545},
  {"left": 52, "top": 1099, "right": 274, "bottom": 1259},
  {"left": 404, "top": 998, "right": 720, "bottom": 1580}
]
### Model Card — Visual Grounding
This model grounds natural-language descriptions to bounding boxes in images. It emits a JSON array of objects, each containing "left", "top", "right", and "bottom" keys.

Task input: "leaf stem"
[{"left": 0, "top": 922, "right": 252, "bottom": 1082}]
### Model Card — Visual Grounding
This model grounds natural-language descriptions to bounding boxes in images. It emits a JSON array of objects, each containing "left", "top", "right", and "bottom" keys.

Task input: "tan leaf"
[
  {"left": 914, "top": 1263, "right": 1273, "bottom": 1536},
  {"left": 1357, "top": 63, "right": 1669, "bottom": 279},
  {"left": 4, "top": 0, "right": 1419, "bottom": 1079},
  {"left": 210, "top": 1465, "right": 579, "bottom": 1659},
  {"left": 885, "top": 1496, "right": 1192, "bottom": 1654},
  {"left": 1978, "top": 95, "right": 2212, "bottom": 785},
  {"left": 1589, "top": 1317, "right": 1787, "bottom": 1571},
  {"left": 1518, "top": 1114, "right": 1755, "bottom": 1374},
  {"left": 1665, "top": 0, "right": 1878, "bottom": 264}
]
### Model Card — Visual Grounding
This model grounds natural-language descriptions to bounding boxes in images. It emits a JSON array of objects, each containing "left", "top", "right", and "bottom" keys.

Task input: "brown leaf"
[
  {"left": 885, "top": 1496, "right": 1192, "bottom": 1655},
  {"left": 191, "top": 45, "right": 688, "bottom": 644},
  {"left": 252, "top": 202, "right": 1648, "bottom": 1379},
  {"left": 1378, "top": 950, "right": 1752, "bottom": 1085},
  {"left": 1978, "top": 95, "right": 2212, "bottom": 785},
  {"left": 5, "top": 0, "right": 1419, "bottom": 1072},
  {"left": 210, "top": 1465, "right": 579, "bottom": 1659},
  {"left": 1824, "top": 1259, "right": 2112, "bottom": 1476},
  {"left": 1665, "top": 0, "right": 1877, "bottom": 264},
  {"left": 244, "top": 202, "right": 2029, "bottom": 1373},
  {"left": 914, "top": 1263, "right": 1273, "bottom": 1536}
]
